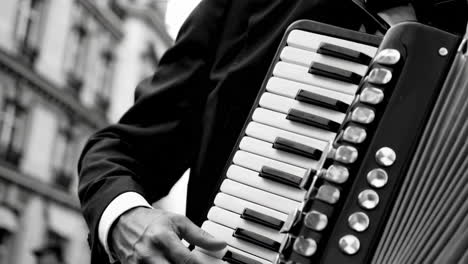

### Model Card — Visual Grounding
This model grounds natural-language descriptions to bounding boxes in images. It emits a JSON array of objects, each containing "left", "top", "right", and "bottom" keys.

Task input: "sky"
[{"left": 165, "top": 0, "right": 201, "bottom": 38}]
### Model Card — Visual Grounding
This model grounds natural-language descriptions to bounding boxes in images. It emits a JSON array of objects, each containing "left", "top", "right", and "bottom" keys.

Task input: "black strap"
[{"left": 352, "top": 0, "right": 391, "bottom": 33}]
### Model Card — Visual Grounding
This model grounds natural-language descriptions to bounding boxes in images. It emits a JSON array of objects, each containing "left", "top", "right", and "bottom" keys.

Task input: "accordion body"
[{"left": 194, "top": 20, "right": 468, "bottom": 264}]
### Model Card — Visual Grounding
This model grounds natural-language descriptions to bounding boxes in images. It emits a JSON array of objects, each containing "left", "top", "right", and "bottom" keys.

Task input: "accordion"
[{"left": 193, "top": 20, "right": 468, "bottom": 264}]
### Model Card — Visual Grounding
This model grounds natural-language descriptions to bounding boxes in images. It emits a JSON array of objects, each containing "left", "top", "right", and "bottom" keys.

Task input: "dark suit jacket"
[{"left": 76, "top": 0, "right": 413, "bottom": 262}]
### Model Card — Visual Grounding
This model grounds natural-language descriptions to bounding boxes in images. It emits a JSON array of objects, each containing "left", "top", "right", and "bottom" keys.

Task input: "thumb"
[{"left": 174, "top": 217, "right": 226, "bottom": 251}]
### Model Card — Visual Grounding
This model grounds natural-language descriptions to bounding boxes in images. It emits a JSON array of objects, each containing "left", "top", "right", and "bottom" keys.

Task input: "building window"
[
  {"left": 34, "top": 230, "right": 66, "bottom": 264},
  {"left": 0, "top": 86, "right": 28, "bottom": 167},
  {"left": 95, "top": 48, "right": 115, "bottom": 113},
  {"left": 0, "top": 228, "right": 12, "bottom": 264},
  {"left": 50, "top": 121, "right": 76, "bottom": 191},
  {"left": 64, "top": 2, "right": 90, "bottom": 95},
  {"left": 14, "top": 0, "right": 48, "bottom": 64}
]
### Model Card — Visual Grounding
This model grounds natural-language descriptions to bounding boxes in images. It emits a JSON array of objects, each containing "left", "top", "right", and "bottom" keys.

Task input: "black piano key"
[
  {"left": 222, "top": 250, "right": 263, "bottom": 264},
  {"left": 260, "top": 166, "right": 303, "bottom": 188},
  {"left": 273, "top": 136, "right": 322, "bottom": 160},
  {"left": 233, "top": 228, "right": 281, "bottom": 252},
  {"left": 241, "top": 208, "right": 284, "bottom": 231},
  {"left": 295, "top": 89, "right": 349, "bottom": 113},
  {"left": 309, "top": 62, "right": 362, "bottom": 85},
  {"left": 286, "top": 108, "right": 341, "bottom": 132},
  {"left": 317, "top": 42, "right": 372, "bottom": 65}
]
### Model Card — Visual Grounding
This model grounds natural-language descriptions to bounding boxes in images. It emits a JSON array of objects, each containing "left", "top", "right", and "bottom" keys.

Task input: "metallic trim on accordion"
[
  {"left": 281, "top": 208, "right": 302, "bottom": 233},
  {"left": 351, "top": 106, "right": 375, "bottom": 124},
  {"left": 358, "top": 189, "right": 380, "bottom": 210},
  {"left": 375, "top": 147, "right": 396, "bottom": 167},
  {"left": 348, "top": 212, "right": 370, "bottom": 232},
  {"left": 368, "top": 67, "right": 392, "bottom": 85},
  {"left": 367, "top": 168, "right": 388, "bottom": 188},
  {"left": 304, "top": 210, "right": 328, "bottom": 231},
  {"left": 339, "top": 235, "right": 361, "bottom": 255},
  {"left": 374, "top": 48, "right": 401, "bottom": 65},
  {"left": 293, "top": 236, "right": 318, "bottom": 257}
]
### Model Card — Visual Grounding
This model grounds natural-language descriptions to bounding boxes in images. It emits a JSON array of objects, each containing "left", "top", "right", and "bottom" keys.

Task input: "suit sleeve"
[{"left": 77, "top": 0, "right": 229, "bottom": 262}]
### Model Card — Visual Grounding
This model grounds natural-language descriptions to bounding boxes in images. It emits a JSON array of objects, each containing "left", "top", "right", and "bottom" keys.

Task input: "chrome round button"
[
  {"left": 439, "top": 47, "right": 448, "bottom": 56},
  {"left": 316, "top": 185, "right": 340, "bottom": 204},
  {"left": 343, "top": 126, "right": 367, "bottom": 144},
  {"left": 351, "top": 106, "right": 375, "bottom": 124},
  {"left": 293, "top": 236, "right": 317, "bottom": 257},
  {"left": 360, "top": 87, "right": 384, "bottom": 105},
  {"left": 339, "top": 235, "right": 360, "bottom": 255},
  {"left": 334, "top": 145, "right": 358, "bottom": 164},
  {"left": 304, "top": 210, "right": 328, "bottom": 231},
  {"left": 348, "top": 212, "right": 370, "bottom": 232},
  {"left": 358, "top": 189, "right": 380, "bottom": 210},
  {"left": 376, "top": 147, "right": 396, "bottom": 167},
  {"left": 368, "top": 68, "right": 393, "bottom": 85},
  {"left": 374, "top": 49, "right": 401, "bottom": 65},
  {"left": 367, "top": 168, "right": 388, "bottom": 188},
  {"left": 325, "top": 165, "right": 349, "bottom": 184}
]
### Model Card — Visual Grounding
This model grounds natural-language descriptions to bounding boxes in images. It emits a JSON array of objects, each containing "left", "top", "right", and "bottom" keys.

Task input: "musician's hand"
[{"left": 109, "top": 207, "right": 226, "bottom": 264}]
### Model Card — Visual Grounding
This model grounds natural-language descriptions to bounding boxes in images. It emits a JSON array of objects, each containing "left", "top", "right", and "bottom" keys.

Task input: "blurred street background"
[{"left": 0, "top": 0, "right": 199, "bottom": 263}]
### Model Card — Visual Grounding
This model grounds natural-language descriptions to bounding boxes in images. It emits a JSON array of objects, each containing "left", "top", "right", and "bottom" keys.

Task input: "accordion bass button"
[
  {"left": 360, "top": 87, "right": 384, "bottom": 105},
  {"left": 367, "top": 168, "right": 388, "bottom": 188},
  {"left": 358, "top": 189, "right": 380, "bottom": 210},
  {"left": 343, "top": 126, "right": 367, "bottom": 144},
  {"left": 375, "top": 147, "right": 396, "bottom": 167},
  {"left": 293, "top": 236, "right": 317, "bottom": 257},
  {"left": 304, "top": 210, "right": 328, "bottom": 231},
  {"left": 348, "top": 212, "right": 370, "bottom": 232},
  {"left": 351, "top": 106, "right": 375, "bottom": 124},
  {"left": 374, "top": 49, "right": 401, "bottom": 65},
  {"left": 368, "top": 68, "right": 392, "bottom": 85},
  {"left": 339, "top": 235, "right": 360, "bottom": 255}
]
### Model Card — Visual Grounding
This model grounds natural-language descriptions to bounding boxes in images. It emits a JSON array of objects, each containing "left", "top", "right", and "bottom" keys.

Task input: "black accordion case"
[{"left": 193, "top": 19, "right": 468, "bottom": 264}]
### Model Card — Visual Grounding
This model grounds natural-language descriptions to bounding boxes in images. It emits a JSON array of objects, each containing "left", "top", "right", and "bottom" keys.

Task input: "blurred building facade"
[{"left": 0, "top": 0, "right": 172, "bottom": 263}]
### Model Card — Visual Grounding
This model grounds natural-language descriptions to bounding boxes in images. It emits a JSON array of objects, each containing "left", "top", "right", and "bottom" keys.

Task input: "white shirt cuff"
[{"left": 98, "top": 192, "right": 152, "bottom": 263}]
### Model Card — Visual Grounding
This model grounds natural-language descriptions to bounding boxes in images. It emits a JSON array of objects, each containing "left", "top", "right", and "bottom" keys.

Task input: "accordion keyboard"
[{"left": 195, "top": 23, "right": 379, "bottom": 264}]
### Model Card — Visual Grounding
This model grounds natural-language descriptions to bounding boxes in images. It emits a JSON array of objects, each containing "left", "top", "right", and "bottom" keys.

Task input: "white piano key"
[
  {"left": 252, "top": 108, "right": 336, "bottom": 142},
  {"left": 287, "top": 29, "right": 378, "bottom": 58},
  {"left": 220, "top": 179, "right": 300, "bottom": 214},
  {"left": 239, "top": 137, "right": 318, "bottom": 169},
  {"left": 214, "top": 193, "right": 288, "bottom": 222},
  {"left": 245, "top": 122, "right": 327, "bottom": 151},
  {"left": 273, "top": 61, "right": 359, "bottom": 95},
  {"left": 280, "top": 46, "right": 368, "bottom": 75},
  {"left": 233, "top": 150, "right": 308, "bottom": 178},
  {"left": 208, "top": 206, "right": 285, "bottom": 243},
  {"left": 196, "top": 246, "right": 272, "bottom": 264},
  {"left": 227, "top": 165, "right": 306, "bottom": 202},
  {"left": 266, "top": 77, "right": 355, "bottom": 105},
  {"left": 259, "top": 92, "right": 345, "bottom": 124},
  {"left": 192, "top": 249, "right": 228, "bottom": 264},
  {"left": 201, "top": 221, "right": 277, "bottom": 262}
]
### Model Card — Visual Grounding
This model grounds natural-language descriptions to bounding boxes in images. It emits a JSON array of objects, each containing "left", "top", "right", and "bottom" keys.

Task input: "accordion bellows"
[{"left": 372, "top": 39, "right": 468, "bottom": 264}]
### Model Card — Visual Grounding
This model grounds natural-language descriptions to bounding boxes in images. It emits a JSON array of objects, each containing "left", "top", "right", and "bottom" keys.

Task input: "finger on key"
[{"left": 172, "top": 215, "right": 227, "bottom": 251}]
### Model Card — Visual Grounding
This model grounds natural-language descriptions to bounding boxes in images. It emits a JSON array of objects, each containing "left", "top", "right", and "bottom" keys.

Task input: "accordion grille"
[{"left": 372, "top": 43, "right": 468, "bottom": 263}]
